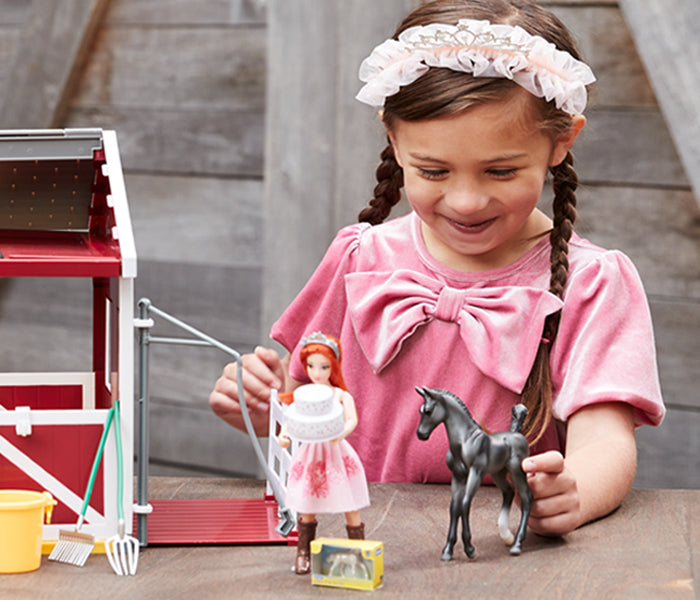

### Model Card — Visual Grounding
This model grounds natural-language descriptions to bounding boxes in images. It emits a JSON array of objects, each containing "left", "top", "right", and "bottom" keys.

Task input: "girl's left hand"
[{"left": 521, "top": 451, "right": 583, "bottom": 537}]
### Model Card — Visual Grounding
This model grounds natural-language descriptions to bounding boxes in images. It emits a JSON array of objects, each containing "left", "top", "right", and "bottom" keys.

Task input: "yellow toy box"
[{"left": 310, "top": 538, "right": 384, "bottom": 591}]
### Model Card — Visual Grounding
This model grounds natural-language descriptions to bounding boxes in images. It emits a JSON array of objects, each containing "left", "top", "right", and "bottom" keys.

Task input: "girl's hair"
[
  {"left": 300, "top": 336, "right": 348, "bottom": 391},
  {"left": 358, "top": 0, "right": 586, "bottom": 443}
]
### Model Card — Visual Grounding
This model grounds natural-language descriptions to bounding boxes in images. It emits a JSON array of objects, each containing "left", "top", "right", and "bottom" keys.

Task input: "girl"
[
  {"left": 210, "top": 0, "right": 665, "bottom": 538},
  {"left": 277, "top": 333, "right": 369, "bottom": 574}
]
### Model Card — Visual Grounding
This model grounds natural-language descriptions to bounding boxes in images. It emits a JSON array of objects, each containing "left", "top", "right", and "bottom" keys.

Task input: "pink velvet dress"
[
  {"left": 285, "top": 389, "right": 370, "bottom": 514},
  {"left": 271, "top": 212, "right": 665, "bottom": 483}
]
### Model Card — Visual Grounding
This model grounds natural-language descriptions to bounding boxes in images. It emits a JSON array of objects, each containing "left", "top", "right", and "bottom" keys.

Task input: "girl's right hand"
[{"left": 209, "top": 346, "right": 288, "bottom": 436}]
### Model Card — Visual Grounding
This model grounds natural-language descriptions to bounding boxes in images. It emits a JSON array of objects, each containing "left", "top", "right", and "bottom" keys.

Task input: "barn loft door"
[{"left": 619, "top": 0, "right": 700, "bottom": 205}]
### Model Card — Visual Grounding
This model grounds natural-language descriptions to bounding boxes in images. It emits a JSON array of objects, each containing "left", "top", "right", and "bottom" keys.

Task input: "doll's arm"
[
  {"left": 522, "top": 401, "right": 636, "bottom": 536},
  {"left": 277, "top": 421, "right": 291, "bottom": 449},
  {"left": 334, "top": 390, "right": 359, "bottom": 442}
]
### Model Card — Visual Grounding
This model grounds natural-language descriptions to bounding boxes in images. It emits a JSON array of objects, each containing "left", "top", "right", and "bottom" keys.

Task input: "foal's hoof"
[
  {"left": 440, "top": 552, "right": 453, "bottom": 562},
  {"left": 509, "top": 544, "right": 522, "bottom": 556},
  {"left": 465, "top": 545, "right": 476, "bottom": 559},
  {"left": 501, "top": 531, "right": 515, "bottom": 546}
]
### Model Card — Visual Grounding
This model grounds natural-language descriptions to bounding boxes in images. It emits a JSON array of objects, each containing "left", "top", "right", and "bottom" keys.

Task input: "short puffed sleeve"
[
  {"left": 270, "top": 223, "right": 370, "bottom": 380},
  {"left": 550, "top": 250, "right": 665, "bottom": 426}
]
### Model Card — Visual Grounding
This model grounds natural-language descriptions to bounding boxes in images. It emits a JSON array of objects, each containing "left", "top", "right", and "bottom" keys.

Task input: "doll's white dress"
[{"left": 285, "top": 388, "right": 370, "bottom": 514}]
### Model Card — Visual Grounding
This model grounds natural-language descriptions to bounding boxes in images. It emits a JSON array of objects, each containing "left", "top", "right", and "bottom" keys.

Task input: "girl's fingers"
[
  {"left": 216, "top": 361, "right": 268, "bottom": 412},
  {"left": 209, "top": 347, "right": 285, "bottom": 437},
  {"left": 522, "top": 451, "right": 565, "bottom": 475},
  {"left": 527, "top": 511, "right": 580, "bottom": 538},
  {"left": 253, "top": 346, "right": 285, "bottom": 387},
  {"left": 529, "top": 489, "right": 574, "bottom": 518}
]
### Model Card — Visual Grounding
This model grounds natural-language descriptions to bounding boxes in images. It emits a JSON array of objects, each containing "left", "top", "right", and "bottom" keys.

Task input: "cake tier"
[
  {"left": 286, "top": 384, "right": 345, "bottom": 442},
  {"left": 292, "top": 383, "right": 334, "bottom": 416}
]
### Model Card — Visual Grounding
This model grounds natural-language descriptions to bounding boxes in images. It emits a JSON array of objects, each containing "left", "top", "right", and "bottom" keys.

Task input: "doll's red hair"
[{"left": 300, "top": 335, "right": 348, "bottom": 391}]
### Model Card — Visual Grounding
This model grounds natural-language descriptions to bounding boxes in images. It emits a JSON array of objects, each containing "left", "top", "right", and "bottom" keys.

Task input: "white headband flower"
[{"left": 356, "top": 19, "right": 595, "bottom": 115}]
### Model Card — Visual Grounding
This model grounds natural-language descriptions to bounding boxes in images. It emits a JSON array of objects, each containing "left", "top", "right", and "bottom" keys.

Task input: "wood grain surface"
[{"left": 1, "top": 478, "right": 696, "bottom": 599}]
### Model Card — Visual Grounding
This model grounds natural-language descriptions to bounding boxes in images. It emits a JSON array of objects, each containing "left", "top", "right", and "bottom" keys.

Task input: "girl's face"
[
  {"left": 306, "top": 352, "right": 332, "bottom": 385},
  {"left": 389, "top": 91, "right": 582, "bottom": 272}
]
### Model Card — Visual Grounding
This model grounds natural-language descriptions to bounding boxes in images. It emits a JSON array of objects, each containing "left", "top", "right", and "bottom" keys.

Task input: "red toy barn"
[{"left": 0, "top": 129, "right": 136, "bottom": 549}]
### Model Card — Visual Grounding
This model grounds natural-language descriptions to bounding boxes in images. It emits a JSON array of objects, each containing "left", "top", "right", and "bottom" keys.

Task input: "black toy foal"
[{"left": 416, "top": 387, "right": 532, "bottom": 560}]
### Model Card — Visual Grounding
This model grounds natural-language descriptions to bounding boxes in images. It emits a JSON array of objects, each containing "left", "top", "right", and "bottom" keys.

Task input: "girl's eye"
[
  {"left": 417, "top": 168, "right": 447, "bottom": 180},
  {"left": 487, "top": 168, "right": 517, "bottom": 179}
]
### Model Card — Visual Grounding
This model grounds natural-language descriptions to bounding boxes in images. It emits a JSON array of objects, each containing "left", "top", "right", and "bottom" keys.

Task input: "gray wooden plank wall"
[
  {"left": 0, "top": 0, "right": 110, "bottom": 128},
  {"left": 618, "top": 0, "right": 700, "bottom": 206},
  {"left": 0, "top": 0, "right": 697, "bottom": 488}
]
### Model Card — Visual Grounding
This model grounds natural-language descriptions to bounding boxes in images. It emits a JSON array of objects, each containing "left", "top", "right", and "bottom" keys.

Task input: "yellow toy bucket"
[{"left": 0, "top": 490, "right": 57, "bottom": 573}]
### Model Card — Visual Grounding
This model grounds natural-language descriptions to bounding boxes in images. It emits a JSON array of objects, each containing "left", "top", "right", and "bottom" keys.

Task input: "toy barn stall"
[{"left": 0, "top": 128, "right": 136, "bottom": 551}]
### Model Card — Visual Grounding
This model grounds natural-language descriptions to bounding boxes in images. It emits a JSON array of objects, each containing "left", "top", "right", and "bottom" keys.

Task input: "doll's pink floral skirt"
[{"left": 286, "top": 439, "right": 370, "bottom": 514}]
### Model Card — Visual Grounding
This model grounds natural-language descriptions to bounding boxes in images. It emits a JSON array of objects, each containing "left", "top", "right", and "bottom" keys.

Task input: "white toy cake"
[{"left": 286, "top": 384, "right": 345, "bottom": 443}]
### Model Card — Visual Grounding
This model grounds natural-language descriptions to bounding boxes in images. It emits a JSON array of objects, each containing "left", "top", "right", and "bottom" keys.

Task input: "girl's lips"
[{"left": 445, "top": 216, "right": 496, "bottom": 235}]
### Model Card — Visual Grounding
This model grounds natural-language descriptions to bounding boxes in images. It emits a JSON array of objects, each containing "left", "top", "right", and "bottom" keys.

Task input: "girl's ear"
[
  {"left": 549, "top": 115, "right": 586, "bottom": 167},
  {"left": 386, "top": 129, "right": 404, "bottom": 168},
  {"left": 381, "top": 110, "right": 405, "bottom": 168}
]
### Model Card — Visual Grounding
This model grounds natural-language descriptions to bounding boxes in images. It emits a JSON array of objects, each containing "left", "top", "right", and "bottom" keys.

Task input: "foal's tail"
[{"left": 510, "top": 404, "right": 528, "bottom": 433}]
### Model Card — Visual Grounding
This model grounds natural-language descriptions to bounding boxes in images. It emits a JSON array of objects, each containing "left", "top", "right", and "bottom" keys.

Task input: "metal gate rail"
[{"left": 133, "top": 298, "right": 294, "bottom": 546}]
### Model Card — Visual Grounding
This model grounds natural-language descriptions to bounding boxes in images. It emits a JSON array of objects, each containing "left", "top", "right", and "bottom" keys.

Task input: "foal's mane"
[{"left": 435, "top": 388, "right": 481, "bottom": 430}]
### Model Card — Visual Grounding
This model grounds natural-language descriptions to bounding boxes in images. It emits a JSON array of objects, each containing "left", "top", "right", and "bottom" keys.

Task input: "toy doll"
[{"left": 277, "top": 332, "right": 369, "bottom": 575}]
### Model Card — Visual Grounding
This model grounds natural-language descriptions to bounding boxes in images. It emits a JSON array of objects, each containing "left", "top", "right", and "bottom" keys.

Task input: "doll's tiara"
[
  {"left": 356, "top": 18, "right": 595, "bottom": 115},
  {"left": 301, "top": 332, "right": 340, "bottom": 360}
]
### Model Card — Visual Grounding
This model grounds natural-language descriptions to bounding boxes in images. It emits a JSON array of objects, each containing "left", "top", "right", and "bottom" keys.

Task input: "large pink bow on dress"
[{"left": 345, "top": 270, "right": 563, "bottom": 393}]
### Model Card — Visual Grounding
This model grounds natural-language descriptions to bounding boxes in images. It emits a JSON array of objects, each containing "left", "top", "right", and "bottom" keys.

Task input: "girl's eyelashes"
[
  {"left": 417, "top": 167, "right": 448, "bottom": 180},
  {"left": 487, "top": 167, "right": 518, "bottom": 179},
  {"left": 415, "top": 166, "right": 519, "bottom": 180}
]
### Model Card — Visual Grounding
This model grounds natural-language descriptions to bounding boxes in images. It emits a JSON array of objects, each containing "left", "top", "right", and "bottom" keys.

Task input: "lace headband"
[
  {"left": 301, "top": 332, "right": 340, "bottom": 360},
  {"left": 356, "top": 18, "right": 595, "bottom": 115}
]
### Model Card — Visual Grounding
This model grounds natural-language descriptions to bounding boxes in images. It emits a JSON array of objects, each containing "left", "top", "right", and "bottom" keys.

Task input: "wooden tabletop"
[{"left": 2, "top": 478, "right": 697, "bottom": 599}]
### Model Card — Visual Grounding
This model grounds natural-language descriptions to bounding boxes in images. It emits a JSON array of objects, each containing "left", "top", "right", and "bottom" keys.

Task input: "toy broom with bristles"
[{"left": 49, "top": 406, "right": 115, "bottom": 566}]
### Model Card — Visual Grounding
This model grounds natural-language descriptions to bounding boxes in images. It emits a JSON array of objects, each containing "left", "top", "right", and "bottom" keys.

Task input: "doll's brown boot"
[
  {"left": 346, "top": 523, "right": 365, "bottom": 540},
  {"left": 294, "top": 518, "right": 317, "bottom": 575}
]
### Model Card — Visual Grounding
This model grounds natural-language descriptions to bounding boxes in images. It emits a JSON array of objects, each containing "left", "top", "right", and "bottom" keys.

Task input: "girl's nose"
[{"left": 444, "top": 184, "right": 489, "bottom": 214}]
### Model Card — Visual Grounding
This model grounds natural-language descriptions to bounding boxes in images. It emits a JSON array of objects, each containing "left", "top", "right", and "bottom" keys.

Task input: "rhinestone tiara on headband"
[
  {"left": 356, "top": 18, "right": 595, "bottom": 115},
  {"left": 301, "top": 332, "right": 340, "bottom": 360}
]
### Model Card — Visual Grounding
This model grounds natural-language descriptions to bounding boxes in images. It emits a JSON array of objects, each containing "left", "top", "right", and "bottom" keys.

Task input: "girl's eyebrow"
[
  {"left": 484, "top": 152, "right": 528, "bottom": 163},
  {"left": 408, "top": 151, "right": 529, "bottom": 164},
  {"left": 408, "top": 152, "right": 449, "bottom": 164}
]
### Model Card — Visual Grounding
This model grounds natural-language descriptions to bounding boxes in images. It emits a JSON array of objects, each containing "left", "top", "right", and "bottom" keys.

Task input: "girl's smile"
[
  {"left": 388, "top": 90, "right": 580, "bottom": 272},
  {"left": 444, "top": 215, "right": 497, "bottom": 235}
]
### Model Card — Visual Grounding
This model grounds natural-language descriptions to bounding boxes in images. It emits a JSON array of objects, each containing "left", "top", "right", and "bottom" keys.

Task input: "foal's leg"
[
  {"left": 461, "top": 468, "right": 483, "bottom": 559},
  {"left": 508, "top": 466, "right": 532, "bottom": 555},
  {"left": 491, "top": 470, "right": 515, "bottom": 546},
  {"left": 441, "top": 476, "right": 464, "bottom": 561}
]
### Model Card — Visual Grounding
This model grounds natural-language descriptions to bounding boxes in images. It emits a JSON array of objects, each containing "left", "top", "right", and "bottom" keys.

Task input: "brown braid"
[
  {"left": 548, "top": 151, "right": 578, "bottom": 300},
  {"left": 358, "top": 140, "right": 404, "bottom": 225},
  {"left": 520, "top": 150, "right": 578, "bottom": 443}
]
